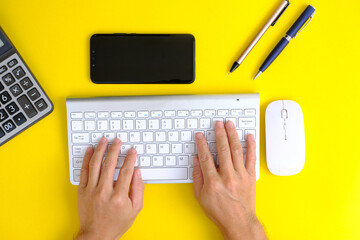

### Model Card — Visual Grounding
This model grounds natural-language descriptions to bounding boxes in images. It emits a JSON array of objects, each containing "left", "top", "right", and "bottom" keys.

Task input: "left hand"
[{"left": 76, "top": 137, "right": 144, "bottom": 240}]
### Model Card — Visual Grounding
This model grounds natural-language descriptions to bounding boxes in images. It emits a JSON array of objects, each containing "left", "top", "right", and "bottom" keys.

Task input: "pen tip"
[
  {"left": 253, "top": 71, "right": 262, "bottom": 80},
  {"left": 229, "top": 62, "right": 240, "bottom": 73}
]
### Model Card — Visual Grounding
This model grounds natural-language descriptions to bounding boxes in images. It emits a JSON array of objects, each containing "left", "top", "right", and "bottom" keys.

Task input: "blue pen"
[{"left": 254, "top": 5, "right": 316, "bottom": 80}]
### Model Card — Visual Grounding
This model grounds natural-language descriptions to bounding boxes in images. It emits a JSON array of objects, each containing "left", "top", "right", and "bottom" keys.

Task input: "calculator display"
[{"left": 0, "top": 39, "right": 4, "bottom": 48}]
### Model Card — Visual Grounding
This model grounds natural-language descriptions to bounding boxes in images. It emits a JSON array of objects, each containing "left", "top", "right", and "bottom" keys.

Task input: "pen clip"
[
  {"left": 271, "top": 0, "right": 290, "bottom": 26},
  {"left": 294, "top": 12, "right": 315, "bottom": 38}
]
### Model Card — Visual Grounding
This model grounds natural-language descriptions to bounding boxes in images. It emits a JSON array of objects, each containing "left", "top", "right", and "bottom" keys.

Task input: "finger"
[
  {"left": 129, "top": 169, "right": 144, "bottom": 212},
  {"left": 214, "top": 121, "right": 233, "bottom": 173},
  {"left": 245, "top": 134, "right": 256, "bottom": 177},
  {"left": 225, "top": 121, "right": 245, "bottom": 172},
  {"left": 79, "top": 147, "right": 94, "bottom": 189},
  {"left": 192, "top": 156, "right": 204, "bottom": 200},
  {"left": 195, "top": 132, "right": 217, "bottom": 181},
  {"left": 98, "top": 138, "right": 122, "bottom": 189},
  {"left": 115, "top": 148, "right": 137, "bottom": 194},
  {"left": 88, "top": 137, "right": 108, "bottom": 188}
]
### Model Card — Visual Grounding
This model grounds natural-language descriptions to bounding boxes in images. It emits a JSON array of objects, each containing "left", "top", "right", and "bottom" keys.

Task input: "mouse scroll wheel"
[{"left": 281, "top": 109, "right": 288, "bottom": 119}]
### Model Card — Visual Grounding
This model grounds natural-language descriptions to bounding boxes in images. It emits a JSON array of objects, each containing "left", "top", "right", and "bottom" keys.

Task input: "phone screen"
[{"left": 90, "top": 34, "right": 195, "bottom": 84}]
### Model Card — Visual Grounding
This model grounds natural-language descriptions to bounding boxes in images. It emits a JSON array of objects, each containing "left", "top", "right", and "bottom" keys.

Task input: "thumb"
[
  {"left": 129, "top": 169, "right": 145, "bottom": 212},
  {"left": 192, "top": 156, "right": 204, "bottom": 200}
]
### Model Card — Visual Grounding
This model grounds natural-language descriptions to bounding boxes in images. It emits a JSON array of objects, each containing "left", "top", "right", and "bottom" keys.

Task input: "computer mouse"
[{"left": 265, "top": 100, "right": 305, "bottom": 176}]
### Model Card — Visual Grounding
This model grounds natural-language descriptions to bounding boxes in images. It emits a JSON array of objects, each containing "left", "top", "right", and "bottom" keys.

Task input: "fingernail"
[
  {"left": 195, "top": 132, "right": 204, "bottom": 139},
  {"left": 100, "top": 137, "right": 107, "bottom": 144},
  {"left": 113, "top": 138, "right": 121, "bottom": 144},
  {"left": 248, "top": 134, "right": 255, "bottom": 141},
  {"left": 226, "top": 121, "right": 235, "bottom": 128},
  {"left": 137, "top": 169, "right": 142, "bottom": 178},
  {"left": 85, "top": 147, "right": 92, "bottom": 154},
  {"left": 216, "top": 121, "right": 224, "bottom": 128},
  {"left": 128, "top": 148, "right": 137, "bottom": 154}
]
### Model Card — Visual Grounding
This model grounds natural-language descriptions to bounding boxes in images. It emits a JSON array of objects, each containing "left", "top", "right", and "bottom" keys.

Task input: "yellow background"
[{"left": 0, "top": 0, "right": 359, "bottom": 239}]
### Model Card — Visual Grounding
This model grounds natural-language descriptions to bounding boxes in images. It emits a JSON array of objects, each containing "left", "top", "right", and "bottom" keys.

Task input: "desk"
[{"left": 0, "top": 0, "right": 359, "bottom": 239}]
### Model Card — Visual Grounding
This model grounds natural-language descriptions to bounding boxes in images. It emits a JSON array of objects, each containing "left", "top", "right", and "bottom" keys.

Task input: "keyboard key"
[
  {"left": 191, "top": 110, "right": 202, "bottom": 116},
  {"left": 27, "top": 88, "right": 40, "bottom": 101},
  {"left": 190, "top": 168, "right": 193, "bottom": 179},
  {"left": 165, "top": 156, "right": 176, "bottom": 166},
  {"left": 185, "top": 143, "right": 195, "bottom": 154},
  {"left": 239, "top": 118, "right": 256, "bottom": 128},
  {"left": 134, "top": 144, "right": 144, "bottom": 154},
  {"left": 140, "top": 156, "right": 151, "bottom": 167},
  {"left": 218, "top": 109, "right": 229, "bottom": 116},
  {"left": 206, "top": 131, "right": 216, "bottom": 141},
  {"left": 164, "top": 110, "right": 176, "bottom": 117},
  {"left": 110, "top": 120, "right": 121, "bottom": 130},
  {"left": 178, "top": 110, "right": 189, "bottom": 117},
  {"left": 187, "top": 119, "right": 197, "bottom": 129},
  {"left": 129, "top": 132, "right": 141, "bottom": 142},
  {"left": 124, "top": 111, "right": 136, "bottom": 118},
  {"left": 111, "top": 111, "right": 122, "bottom": 118},
  {"left": 209, "top": 142, "right": 217, "bottom": 153},
  {"left": 120, "top": 145, "right": 132, "bottom": 154},
  {"left": 0, "top": 65, "right": 7, "bottom": 75},
  {"left": 117, "top": 132, "right": 128, "bottom": 142},
  {"left": 71, "top": 121, "right": 83, "bottom": 131},
  {"left": 178, "top": 155, "right": 189, "bottom": 166},
  {"left": 244, "top": 109, "right": 256, "bottom": 116},
  {"left": 84, "top": 112, "right": 96, "bottom": 118},
  {"left": 159, "top": 144, "right": 170, "bottom": 154},
  {"left": 205, "top": 110, "right": 216, "bottom": 116},
  {"left": 151, "top": 111, "right": 162, "bottom": 117},
  {"left": 146, "top": 144, "right": 157, "bottom": 154},
  {"left": 73, "top": 170, "right": 81, "bottom": 182},
  {"left": 212, "top": 118, "right": 224, "bottom": 127},
  {"left": 137, "top": 111, "right": 149, "bottom": 117},
  {"left": 245, "top": 129, "right": 256, "bottom": 139},
  {"left": 71, "top": 112, "right": 82, "bottom": 119},
  {"left": 72, "top": 133, "right": 90, "bottom": 143},
  {"left": 91, "top": 132, "right": 103, "bottom": 143},
  {"left": 98, "top": 112, "right": 109, "bottom": 118},
  {"left": 0, "top": 127, "right": 5, "bottom": 138},
  {"left": 7, "top": 59, "right": 18, "bottom": 68},
  {"left": 84, "top": 121, "right": 95, "bottom": 130},
  {"left": 0, "top": 109, "right": 9, "bottom": 122},
  {"left": 97, "top": 120, "right": 108, "bottom": 130},
  {"left": 168, "top": 131, "right": 179, "bottom": 141},
  {"left": 104, "top": 132, "right": 116, "bottom": 142},
  {"left": 12, "top": 112, "right": 26, "bottom": 126},
  {"left": 200, "top": 118, "right": 211, "bottom": 129},
  {"left": 9, "top": 84, "right": 23, "bottom": 97},
  {"left": 123, "top": 120, "right": 134, "bottom": 130},
  {"left": 19, "top": 77, "right": 33, "bottom": 90},
  {"left": 73, "top": 158, "right": 83, "bottom": 168},
  {"left": 17, "top": 95, "right": 37, "bottom": 118},
  {"left": 2, "top": 119, "right": 16, "bottom": 133},
  {"left": 155, "top": 132, "right": 166, "bottom": 142},
  {"left": 135, "top": 120, "right": 146, "bottom": 130},
  {"left": 225, "top": 117, "right": 237, "bottom": 127},
  {"left": 149, "top": 119, "right": 159, "bottom": 129},
  {"left": 161, "top": 119, "right": 172, "bottom": 129},
  {"left": 231, "top": 109, "right": 243, "bottom": 116},
  {"left": 237, "top": 129, "right": 244, "bottom": 140},
  {"left": 142, "top": 132, "right": 153, "bottom": 142},
  {"left": 181, "top": 131, "right": 192, "bottom": 141},
  {"left": 12, "top": 66, "right": 26, "bottom": 79},
  {"left": 171, "top": 144, "right": 182, "bottom": 153},
  {"left": 139, "top": 168, "right": 188, "bottom": 180},
  {"left": 5, "top": 102, "right": 19, "bottom": 115},
  {"left": 152, "top": 156, "right": 164, "bottom": 166},
  {"left": 174, "top": 119, "right": 185, "bottom": 129},
  {"left": 0, "top": 91, "right": 12, "bottom": 104}
]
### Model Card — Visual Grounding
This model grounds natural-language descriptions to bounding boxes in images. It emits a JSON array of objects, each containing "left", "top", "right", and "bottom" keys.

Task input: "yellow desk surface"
[{"left": 0, "top": 0, "right": 359, "bottom": 239}]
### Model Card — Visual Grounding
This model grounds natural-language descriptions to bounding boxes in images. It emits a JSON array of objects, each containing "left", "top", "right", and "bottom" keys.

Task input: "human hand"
[
  {"left": 76, "top": 137, "right": 144, "bottom": 240},
  {"left": 193, "top": 121, "right": 267, "bottom": 240}
]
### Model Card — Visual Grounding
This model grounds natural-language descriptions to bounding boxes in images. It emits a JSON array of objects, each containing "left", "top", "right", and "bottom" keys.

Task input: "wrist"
[
  {"left": 76, "top": 228, "right": 120, "bottom": 240},
  {"left": 219, "top": 212, "right": 268, "bottom": 240}
]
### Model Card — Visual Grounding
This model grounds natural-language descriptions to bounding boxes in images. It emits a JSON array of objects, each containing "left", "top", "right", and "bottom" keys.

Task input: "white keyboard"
[{"left": 66, "top": 94, "right": 260, "bottom": 185}]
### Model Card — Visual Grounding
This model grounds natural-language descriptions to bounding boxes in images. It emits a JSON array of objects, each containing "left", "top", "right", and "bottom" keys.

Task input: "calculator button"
[
  {"left": 0, "top": 91, "right": 12, "bottom": 105},
  {"left": 17, "top": 95, "right": 37, "bottom": 118},
  {"left": 13, "top": 112, "right": 27, "bottom": 126},
  {"left": 20, "top": 77, "right": 33, "bottom": 90},
  {"left": 2, "top": 119, "right": 16, "bottom": 133},
  {"left": 34, "top": 98, "right": 47, "bottom": 112},
  {"left": 0, "top": 82, "right": 4, "bottom": 91},
  {"left": 2, "top": 73, "right": 15, "bottom": 86},
  {"left": 7, "top": 59, "right": 18, "bottom": 68},
  {"left": 5, "top": 102, "right": 19, "bottom": 115},
  {"left": 9, "top": 84, "right": 23, "bottom": 97},
  {"left": 12, "top": 66, "right": 26, "bottom": 79},
  {"left": 0, "top": 109, "right": 9, "bottom": 122},
  {"left": 0, "top": 65, "right": 7, "bottom": 75},
  {"left": 0, "top": 127, "right": 5, "bottom": 138},
  {"left": 27, "top": 88, "right": 40, "bottom": 101}
]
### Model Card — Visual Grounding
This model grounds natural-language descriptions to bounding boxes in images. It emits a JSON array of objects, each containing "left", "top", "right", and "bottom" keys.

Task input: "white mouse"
[{"left": 265, "top": 100, "right": 305, "bottom": 176}]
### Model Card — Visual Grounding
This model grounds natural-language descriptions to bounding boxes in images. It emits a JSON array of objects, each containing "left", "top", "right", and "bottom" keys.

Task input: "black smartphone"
[{"left": 90, "top": 34, "right": 195, "bottom": 84}]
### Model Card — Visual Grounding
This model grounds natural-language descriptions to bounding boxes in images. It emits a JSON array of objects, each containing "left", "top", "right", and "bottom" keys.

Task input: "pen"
[
  {"left": 254, "top": 5, "right": 316, "bottom": 80},
  {"left": 229, "top": 0, "right": 290, "bottom": 74}
]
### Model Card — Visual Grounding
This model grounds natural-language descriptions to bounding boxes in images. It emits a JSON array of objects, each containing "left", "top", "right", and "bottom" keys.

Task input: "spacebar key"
[{"left": 140, "top": 168, "right": 188, "bottom": 180}]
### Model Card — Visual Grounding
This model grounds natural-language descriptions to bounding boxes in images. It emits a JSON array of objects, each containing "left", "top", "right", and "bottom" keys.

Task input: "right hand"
[{"left": 193, "top": 121, "right": 268, "bottom": 240}]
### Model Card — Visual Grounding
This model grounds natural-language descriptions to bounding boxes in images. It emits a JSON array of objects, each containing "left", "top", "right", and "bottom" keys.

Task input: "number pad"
[
  {"left": 9, "top": 84, "right": 23, "bottom": 97},
  {"left": 20, "top": 77, "right": 33, "bottom": 90},
  {"left": 2, "top": 73, "right": 15, "bottom": 86},
  {"left": 2, "top": 119, "right": 16, "bottom": 133},
  {"left": 12, "top": 66, "right": 25, "bottom": 79},
  {"left": 5, "top": 102, "right": 19, "bottom": 115},
  {"left": 0, "top": 109, "right": 9, "bottom": 122},
  {"left": 13, "top": 112, "right": 27, "bottom": 126},
  {"left": 0, "top": 91, "right": 12, "bottom": 104}
]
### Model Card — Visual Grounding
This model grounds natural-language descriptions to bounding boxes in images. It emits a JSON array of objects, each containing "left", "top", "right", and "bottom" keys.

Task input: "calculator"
[{"left": 0, "top": 27, "right": 53, "bottom": 146}]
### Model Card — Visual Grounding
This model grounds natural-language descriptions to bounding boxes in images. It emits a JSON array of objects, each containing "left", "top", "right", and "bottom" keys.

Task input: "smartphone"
[{"left": 90, "top": 34, "right": 195, "bottom": 84}]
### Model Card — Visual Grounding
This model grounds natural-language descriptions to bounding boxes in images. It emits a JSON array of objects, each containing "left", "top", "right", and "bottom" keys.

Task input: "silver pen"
[{"left": 229, "top": 0, "right": 290, "bottom": 74}]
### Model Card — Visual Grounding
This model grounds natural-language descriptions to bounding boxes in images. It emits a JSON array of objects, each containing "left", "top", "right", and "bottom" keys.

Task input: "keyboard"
[{"left": 66, "top": 94, "right": 260, "bottom": 185}]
